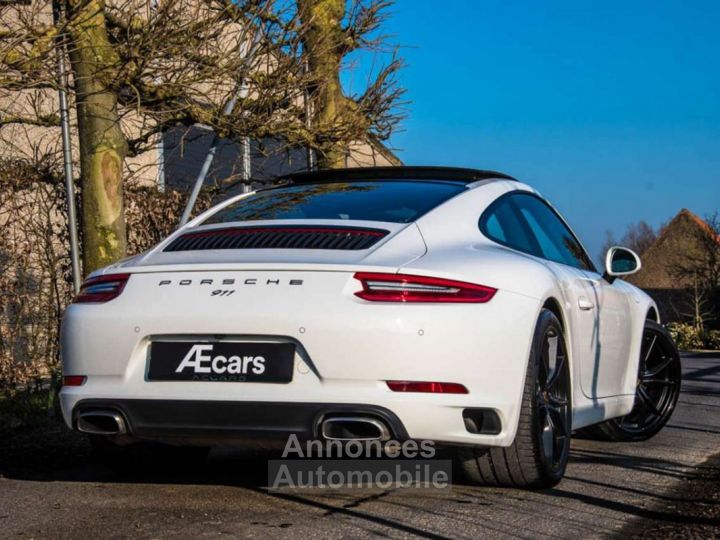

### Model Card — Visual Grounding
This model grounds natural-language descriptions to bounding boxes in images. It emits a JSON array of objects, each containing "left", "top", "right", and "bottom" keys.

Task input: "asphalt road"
[{"left": 1, "top": 353, "right": 719, "bottom": 539}]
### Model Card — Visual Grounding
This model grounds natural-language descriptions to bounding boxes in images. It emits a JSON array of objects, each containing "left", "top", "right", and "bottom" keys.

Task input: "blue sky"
[{"left": 343, "top": 0, "right": 720, "bottom": 260}]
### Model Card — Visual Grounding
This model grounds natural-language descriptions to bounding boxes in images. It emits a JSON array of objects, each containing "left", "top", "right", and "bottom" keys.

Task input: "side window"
[
  {"left": 483, "top": 213, "right": 506, "bottom": 242},
  {"left": 479, "top": 195, "right": 541, "bottom": 256},
  {"left": 480, "top": 191, "right": 596, "bottom": 272},
  {"left": 519, "top": 209, "right": 567, "bottom": 263},
  {"left": 511, "top": 194, "right": 595, "bottom": 271}
]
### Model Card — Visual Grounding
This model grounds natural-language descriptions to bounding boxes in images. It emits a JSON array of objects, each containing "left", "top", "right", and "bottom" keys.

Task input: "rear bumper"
[
  {"left": 60, "top": 270, "right": 543, "bottom": 447},
  {"left": 71, "top": 398, "right": 408, "bottom": 444},
  {"left": 62, "top": 387, "right": 515, "bottom": 447}
]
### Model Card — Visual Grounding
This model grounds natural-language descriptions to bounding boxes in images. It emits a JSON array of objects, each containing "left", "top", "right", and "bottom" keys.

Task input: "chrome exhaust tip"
[
  {"left": 321, "top": 416, "right": 391, "bottom": 441},
  {"left": 77, "top": 410, "right": 127, "bottom": 436}
]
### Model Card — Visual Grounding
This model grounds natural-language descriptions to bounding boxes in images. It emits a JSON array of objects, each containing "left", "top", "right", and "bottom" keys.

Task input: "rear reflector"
[
  {"left": 73, "top": 273, "right": 130, "bottom": 303},
  {"left": 354, "top": 272, "right": 496, "bottom": 303},
  {"left": 62, "top": 375, "right": 87, "bottom": 387},
  {"left": 387, "top": 381, "right": 469, "bottom": 394}
]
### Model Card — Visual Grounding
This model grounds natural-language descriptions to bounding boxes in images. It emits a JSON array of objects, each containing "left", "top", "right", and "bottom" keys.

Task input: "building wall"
[
  {"left": 158, "top": 126, "right": 399, "bottom": 193},
  {"left": 1, "top": 1, "right": 400, "bottom": 190}
]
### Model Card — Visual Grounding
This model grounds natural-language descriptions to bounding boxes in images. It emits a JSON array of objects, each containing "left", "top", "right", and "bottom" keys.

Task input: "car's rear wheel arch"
[
  {"left": 457, "top": 307, "right": 572, "bottom": 488},
  {"left": 540, "top": 296, "right": 575, "bottom": 413}
]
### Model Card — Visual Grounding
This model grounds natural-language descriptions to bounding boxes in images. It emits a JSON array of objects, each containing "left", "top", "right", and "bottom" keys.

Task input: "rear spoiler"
[{"left": 277, "top": 166, "right": 517, "bottom": 186}]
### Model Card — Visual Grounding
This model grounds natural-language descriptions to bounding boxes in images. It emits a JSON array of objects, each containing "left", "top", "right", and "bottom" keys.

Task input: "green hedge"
[{"left": 667, "top": 322, "right": 720, "bottom": 351}]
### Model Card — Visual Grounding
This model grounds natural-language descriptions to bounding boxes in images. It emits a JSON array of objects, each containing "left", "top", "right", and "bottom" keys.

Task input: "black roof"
[{"left": 278, "top": 166, "right": 516, "bottom": 185}]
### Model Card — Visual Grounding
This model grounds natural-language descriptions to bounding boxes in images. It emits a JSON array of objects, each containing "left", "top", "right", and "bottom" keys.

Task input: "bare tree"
[
  {"left": 600, "top": 220, "right": 657, "bottom": 262},
  {"left": 298, "top": 0, "right": 403, "bottom": 168},
  {"left": 1, "top": 0, "right": 403, "bottom": 273},
  {"left": 694, "top": 212, "right": 720, "bottom": 292},
  {"left": 672, "top": 212, "right": 720, "bottom": 291},
  {"left": 621, "top": 221, "right": 657, "bottom": 256},
  {"left": 670, "top": 211, "right": 720, "bottom": 329},
  {"left": 601, "top": 220, "right": 657, "bottom": 258}
]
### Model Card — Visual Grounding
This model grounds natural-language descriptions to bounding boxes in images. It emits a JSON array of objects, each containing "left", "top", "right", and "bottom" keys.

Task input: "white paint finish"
[
  {"left": 61, "top": 270, "right": 537, "bottom": 446},
  {"left": 61, "top": 177, "right": 657, "bottom": 446},
  {"left": 578, "top": 271, "right": 634, "bottom": 398}
]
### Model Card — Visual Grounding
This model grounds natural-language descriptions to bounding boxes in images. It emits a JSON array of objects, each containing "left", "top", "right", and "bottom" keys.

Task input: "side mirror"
[{"left": 604, "top": 246, "right": 642, "bottom": 283}]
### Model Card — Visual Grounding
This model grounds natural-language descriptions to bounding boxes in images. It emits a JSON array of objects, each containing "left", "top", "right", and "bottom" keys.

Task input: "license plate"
[{"left": 147, "top": 341, "right": 295, "bottom": 383}]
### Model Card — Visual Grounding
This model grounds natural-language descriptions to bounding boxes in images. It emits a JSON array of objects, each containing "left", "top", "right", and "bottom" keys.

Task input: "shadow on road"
[
  {"left": 1, "top": 354, "right": 719, "bottom": 538},
  {"left": 2, "top": 425, "right": 719, "bottom": 531}
]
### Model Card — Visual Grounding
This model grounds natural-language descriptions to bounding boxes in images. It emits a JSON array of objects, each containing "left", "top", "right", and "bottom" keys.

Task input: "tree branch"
[{"left": 0, "top": 112, "right": 61, "bottom": 128}]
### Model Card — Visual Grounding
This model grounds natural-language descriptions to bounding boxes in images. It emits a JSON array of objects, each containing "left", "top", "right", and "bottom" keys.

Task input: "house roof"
[{"left": 627, "top": 208, "right": 717, "bottom": 290}]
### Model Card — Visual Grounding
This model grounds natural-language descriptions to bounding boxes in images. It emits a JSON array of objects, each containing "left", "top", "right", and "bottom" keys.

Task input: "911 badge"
[{"left": 157, "top": 278, "right": 304, "bottom": 297}]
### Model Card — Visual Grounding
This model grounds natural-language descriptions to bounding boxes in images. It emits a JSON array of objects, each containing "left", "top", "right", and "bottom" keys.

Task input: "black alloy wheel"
[
  {"left": 609, "top": 320, "right": 681, "bottom": 439},
  {"left": 458, "top": 309, "right": 571, "bottom": 488},
  {"left": 581, "top": 319, "right": 681, "bottom": 442},
  {"left": 536, "top": 325, "right": 571, "bottom": 475}
]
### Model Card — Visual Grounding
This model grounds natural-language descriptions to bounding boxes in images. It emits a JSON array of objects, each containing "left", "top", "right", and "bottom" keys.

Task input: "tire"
[
  {"left": 89, "top": 435, "right": 209, "bottom": 474},
  {"left": 581, "top": 319, "right": 681, "bottom": 442},
  {"left": 457, "top": 308, "right": 572, "bottom": 488}
]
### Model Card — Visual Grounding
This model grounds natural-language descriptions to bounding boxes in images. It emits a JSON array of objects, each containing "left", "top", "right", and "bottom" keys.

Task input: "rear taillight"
[
  {"left": 353, "top": 272, "right": 496, "bottom": 303},
  {"left": 62, "top": 375, "right": 87, "bottom": 386},
  {"left": 387, "top": 381, "right": 469, "bottom": 394},
  {"left": 73, "top": 273, "right": 130, "bottom": 303}
]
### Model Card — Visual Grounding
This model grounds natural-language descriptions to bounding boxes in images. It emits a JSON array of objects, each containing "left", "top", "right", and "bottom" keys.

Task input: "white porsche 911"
[{"left": 60, "top": 166, "right": 681, "bottom": 488}]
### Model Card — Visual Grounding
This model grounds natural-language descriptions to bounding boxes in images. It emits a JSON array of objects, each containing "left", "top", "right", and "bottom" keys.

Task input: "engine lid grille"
[{"left": 164, "top": 226, "right": 389, "bottom": 252}]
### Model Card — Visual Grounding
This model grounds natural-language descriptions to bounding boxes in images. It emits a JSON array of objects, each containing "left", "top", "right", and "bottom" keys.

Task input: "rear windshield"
[{"left": 203, "top": 181, "right": 466, "bottom": 224}]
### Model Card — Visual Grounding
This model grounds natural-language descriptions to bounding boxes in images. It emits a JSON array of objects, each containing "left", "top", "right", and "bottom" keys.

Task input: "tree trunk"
[
  {"left": 298, "top": 0, "right": 349, "bottom": 169},
  {"left": 66, "top": 0, "right": 127, "bottom": 275}
]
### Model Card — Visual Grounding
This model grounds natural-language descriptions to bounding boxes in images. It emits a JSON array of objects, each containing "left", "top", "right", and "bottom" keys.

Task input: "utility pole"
[
  {"left": 239, "top": 72, "right": 252, "bottom": 194},
  {"left": 53, "top": 1, "right": 82, "bottom": 292},
  {"left": 304, "top": 58, "right": 316, "bottom": 171}
]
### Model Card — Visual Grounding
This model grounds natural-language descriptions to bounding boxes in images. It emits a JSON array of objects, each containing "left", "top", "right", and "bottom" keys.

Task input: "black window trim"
[{"left": 479, "top": 190, "right": 598, "bottom": 273}]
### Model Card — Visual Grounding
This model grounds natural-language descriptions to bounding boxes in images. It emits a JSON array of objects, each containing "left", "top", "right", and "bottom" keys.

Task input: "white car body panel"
[
  {"left": 60, "top": 172, "right": 657, "bottom": 448},
  {"left": 62, "top": 270, "right": 540, "bottom": 446}
]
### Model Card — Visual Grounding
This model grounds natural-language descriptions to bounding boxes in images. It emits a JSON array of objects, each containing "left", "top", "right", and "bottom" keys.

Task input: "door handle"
[{"left": 578, "top": 297, "right": 595, "bottom": 310}]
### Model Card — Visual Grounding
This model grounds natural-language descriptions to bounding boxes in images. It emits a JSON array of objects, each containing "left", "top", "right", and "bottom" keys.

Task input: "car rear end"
[{"left": 60, "top": 176, "right": 538, "bottom": 448}]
